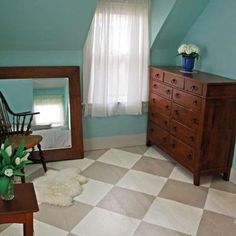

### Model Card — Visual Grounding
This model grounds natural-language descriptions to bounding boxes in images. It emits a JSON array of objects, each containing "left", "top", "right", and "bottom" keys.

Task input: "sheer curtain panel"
[{"left": 83, "top": 0, "right": 150, "bottom": 117}]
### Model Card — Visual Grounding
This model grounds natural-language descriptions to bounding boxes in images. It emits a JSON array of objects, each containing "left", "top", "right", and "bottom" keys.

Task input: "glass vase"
[{"left": 1, "top": 177, "right": 14, "bottom": 201}]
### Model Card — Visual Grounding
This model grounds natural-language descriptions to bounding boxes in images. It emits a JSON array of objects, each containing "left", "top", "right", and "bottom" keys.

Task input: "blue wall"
[
  {"left": 182, "top": 0, "right": 236, "bottom": 168},
  {"left": 0, "top": 79, "right": 33, "bottom": 112}
]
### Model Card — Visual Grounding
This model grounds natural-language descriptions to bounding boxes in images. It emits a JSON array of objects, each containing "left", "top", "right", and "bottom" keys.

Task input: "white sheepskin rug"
[{"left": 33, "top": 168, "right": 87, "bottom": 207}]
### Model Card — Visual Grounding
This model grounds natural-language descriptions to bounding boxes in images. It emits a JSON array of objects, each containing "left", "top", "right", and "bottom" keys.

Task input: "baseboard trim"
[
  {"left": 230, "top": 167, "right": 236, "bottom": 184},
  {"left": 84, "top": 133, "right": 146, "bottom": 151}
]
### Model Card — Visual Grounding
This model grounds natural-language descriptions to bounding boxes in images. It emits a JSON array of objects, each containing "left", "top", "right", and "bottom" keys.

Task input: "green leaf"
[
  {"left": 13, "top": 140, "right": 25, "bottom": 158},
  {"left": 0, "top": 176, "right": 10, "bottom": 194},
  {"left": 13, "top": 170, "right": 25, "bottom": 177},
  {"left": 1, "top": 149, "right": 11, "bottom": 165}
]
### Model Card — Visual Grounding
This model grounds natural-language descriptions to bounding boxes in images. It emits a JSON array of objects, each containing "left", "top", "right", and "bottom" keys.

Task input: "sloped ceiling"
[
  {"left": 151, "top": 0, "right": 210, "bottom": 50},
  {"left": 0, "top": 0, "right": 98, "bottom": 51}
]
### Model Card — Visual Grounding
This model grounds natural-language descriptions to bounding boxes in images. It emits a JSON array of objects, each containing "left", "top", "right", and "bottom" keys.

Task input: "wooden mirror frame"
[{"left": 0, "top": 66, "right": 84, "bottom": 161}]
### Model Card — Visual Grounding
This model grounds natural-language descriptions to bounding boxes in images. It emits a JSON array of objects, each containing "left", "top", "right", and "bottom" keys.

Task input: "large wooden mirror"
[{"left": 0, "top": 66, "right": 84, "bottom": 161}]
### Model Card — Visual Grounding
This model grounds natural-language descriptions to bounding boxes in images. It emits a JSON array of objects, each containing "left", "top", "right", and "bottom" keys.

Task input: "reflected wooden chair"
[{"left": 0, "top": 91, "right": 47, "bottom": 181}]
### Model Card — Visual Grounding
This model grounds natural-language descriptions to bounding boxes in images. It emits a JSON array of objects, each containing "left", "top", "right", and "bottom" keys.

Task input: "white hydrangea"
[{"left": 178, "top": 43, "right": 200, "bottom": 56}]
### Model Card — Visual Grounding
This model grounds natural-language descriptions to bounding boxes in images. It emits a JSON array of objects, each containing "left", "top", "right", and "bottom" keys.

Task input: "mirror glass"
[{"left": 0, "top": 78, "right": 72, "bottom": 150}]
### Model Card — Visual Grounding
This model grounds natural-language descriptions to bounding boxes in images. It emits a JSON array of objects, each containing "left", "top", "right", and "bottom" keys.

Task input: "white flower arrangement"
[{"left": 177, "top": 43, "right": 200, "bottom": 59}]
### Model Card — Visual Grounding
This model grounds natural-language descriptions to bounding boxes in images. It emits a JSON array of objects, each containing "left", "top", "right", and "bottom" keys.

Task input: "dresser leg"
[
  {"left": 193, "top": 174, "right": 200, "bottom": 186},
  {"left": 223, "top": 170, "right": 231, "bottom": 181},
  {"left": 146, "top": 140, "right": 152, "bottom": 147}
]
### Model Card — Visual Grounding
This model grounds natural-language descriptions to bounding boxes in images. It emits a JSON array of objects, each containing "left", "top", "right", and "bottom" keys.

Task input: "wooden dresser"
[{"left": 147, "top": 66, "right": 236, "bottom": 185}]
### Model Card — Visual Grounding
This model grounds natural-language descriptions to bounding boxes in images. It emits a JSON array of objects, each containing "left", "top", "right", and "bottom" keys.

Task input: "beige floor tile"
[
  {"left": 134, "top": 222, "right": 190, "bottom": 236},
  {"left": 197, "top": 210, "right": 236, "bottom": 236},
  {"left": 132, "top": 156, "right": 175, "bottom": 177},
  {"left": 204, "top": 188, "right": 236, "bottom": 218},
  {"left": 71, "top": 207, "right": 140, "bottom": 236},
  {"left": 211, "top": 174, "right": 236, "bottom": 194},
  {"left": 82, "top": 162, "right": 128, "bottom": 184},
  {"left": 118, "top": 145, "right": 148, "bottom": 155},
  {"left": 159, "top": 179, "right": 208, "bottom": 208},
  {"left": 117, "top": 169, "right": 167, "bottom": 196},
  {"left": 97, "top": 148, "right": 141, "bottom": 169},
  {"left": 143, "top": 197, "right": 203, "bottom": 235},
  {"left": 84, "top": 149, "right": 108, "bottom": 160},
  {"left": 35, "top": 202, "right": 93, "bottom": 231},
  {"left": 144, "top": 146, "right": 172, "bottom": 161},
  {"left": 46, "top": 158, "right": 95, "bottom": 171},
  {"left": 26, "top": 167, "right": 45, "bottom": 182},
  {"left": 97, "top": 186, "right": 154, "bottom": 219}
]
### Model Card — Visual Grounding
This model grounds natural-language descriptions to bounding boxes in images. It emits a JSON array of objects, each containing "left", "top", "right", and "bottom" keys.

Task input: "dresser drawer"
[
  {"left": 173, "top": 89, "right": 202, "bottom": 112},
  {"left": 164, "top": 72, "right": 184, "bottom": 89},
  {"left": 170, "top": 136, "right": 194, "bottom": 171},
  {"left": 151, "top": 81, "right": 172, "bottom": 99},
  {"left": 172, "top": 103, "right": 200, "bottom": 130},
  {"left": 185, "top": 80, "right": 203, "bottom": 95},
  {"left": 150, "top": 93, "right": 172, "bottom": 115},
  {"left": 149, "top": 122, "right": 169, "bottom": 149},
  {"left": 150, "top": 67, "right": 163, "bottom": 82},
  {"left": 170, "top": 120, "right": 196, "bottom": 147},
  {"left": 150, "top": 111, "right": 170, "bottom": 131}
]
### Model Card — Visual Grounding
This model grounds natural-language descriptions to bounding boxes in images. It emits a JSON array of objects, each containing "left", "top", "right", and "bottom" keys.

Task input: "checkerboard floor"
[{"left": 1, "top": 146, "right": 236, "bottom": 236}]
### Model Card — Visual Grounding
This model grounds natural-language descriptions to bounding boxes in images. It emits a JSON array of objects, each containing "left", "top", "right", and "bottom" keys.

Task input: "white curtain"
[
  {"left": 33, "top": 95, "right": 65, "bottom": 127},
  {"left": 83, "top": 0, "right": 150, "bottom": 117}
]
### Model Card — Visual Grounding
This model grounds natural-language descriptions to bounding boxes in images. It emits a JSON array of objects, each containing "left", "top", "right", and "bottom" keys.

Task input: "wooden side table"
[{"left": 0, "top": 183, "right": 39, "bottom": 236}]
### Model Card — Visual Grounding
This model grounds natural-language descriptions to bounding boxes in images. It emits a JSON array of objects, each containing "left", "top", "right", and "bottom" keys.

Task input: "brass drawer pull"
[
  {"left": 193, "top": 100, "right": 198, "bottom": 105},
  {"left": 175, "top": 93, "right": 181, "bottom": 98},
  {"left": 174, "top": 110, "right": 179, "bottom": 115},
  {"left": 190, "top": 136, "right": 195, "bottom": 141},
  {"left": 173, "top": 126, "right": 177, "bottom": 131},
  {"left": 190, "top": 85, "right": 198, "bottom": 91},
  {"left": 155, "top": 73, "right": 160, "bottom": 78},
  {"left": 192, "top": 118, "right": 198, "bottom": 124},
  {"left": 187, "top": 154, "right": 193, "bottom": 160},
  {"left": 152, "top": 98, "right": 156, "bottom": 103},
  {"left": 166, "top": 89, "right": 171, "bottom": 95},
  {"left": 171, "top": 79, "right": 177, "bottom": 84},
  {"left": 153, "top": 84, "right": 157, "bottom": 88},
  {"left": 165, "top": 105, "right": 170, "bottom": 110}
]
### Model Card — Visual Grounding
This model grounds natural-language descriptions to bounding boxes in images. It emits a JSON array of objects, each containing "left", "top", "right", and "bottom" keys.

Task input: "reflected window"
[{"left": 33, "top": 95, "right": 65, "bottom": 127}]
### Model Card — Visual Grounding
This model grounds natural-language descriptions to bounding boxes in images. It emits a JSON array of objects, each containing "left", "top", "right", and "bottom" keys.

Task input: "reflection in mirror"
[
  {"left": 0, "top": 78, "right": 72, "bottom": 151},
  {"left": 0, "top": 66, "right": 83, "bottom": 162},
  {"left": 32, "top": 78, "right": 71, "bottom": 150}
]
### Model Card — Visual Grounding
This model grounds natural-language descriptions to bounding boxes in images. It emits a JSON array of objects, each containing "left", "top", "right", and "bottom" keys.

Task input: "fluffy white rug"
[{"left": 33, "top": 168, "right": 87, "bottom": 207}]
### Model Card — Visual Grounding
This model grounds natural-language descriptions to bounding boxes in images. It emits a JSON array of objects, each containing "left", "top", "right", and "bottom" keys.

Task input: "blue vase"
[{"left": 182, "top": 56, "right": 195, "bottom": 72}]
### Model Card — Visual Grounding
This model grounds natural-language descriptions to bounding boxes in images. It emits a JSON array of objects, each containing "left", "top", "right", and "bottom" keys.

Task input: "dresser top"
[{"left": 151, "top": 66, "right": 236, "bottom": 85}]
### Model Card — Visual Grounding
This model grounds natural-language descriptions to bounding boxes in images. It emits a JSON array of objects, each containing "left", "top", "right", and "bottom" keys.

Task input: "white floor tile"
[
  {"left": 47, "top": 158, "right": 95, "bottom": 171},
  {"left": 143, "top": 147, "right": 170, "bottom": 161},
  {"left": 204, "top": 189, "right": 236, "bottom": 218},
  {"left": 74, "top": 179, "right": 113, "bottom": 206},
  {"left": 34, "top": 220, "right": 68, "bottom": 236},
  {"left": 143, "top": 197, "right": 203, "bottom": 235},
  {"left": 169, "top": 165, "right": 212, "bottom": 187},
  {"left": 0, "top": 224, "right": 23, "bottom": 236},
  {"left": 97, "top": 149, "right": 141, "bottom": 169},
  {"left": 71, "top": 207, "right": 140, "bottom": 236},
  {"left": 117, "top": 169, "right": 167, "bottom": 196}
]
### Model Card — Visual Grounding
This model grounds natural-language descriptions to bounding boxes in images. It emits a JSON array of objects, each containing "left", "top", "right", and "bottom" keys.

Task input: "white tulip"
[
  {"left": 15, "top": 157, "right": 21, "bottom": 165},
  {"left": 5, "top": 145, "right": 12, "bottom": 157},
  {"left": 21, "top": 152, "right": 30, "bottom": 162},
  {"left": 4, "top": 168, "right": 13, "bottom": 177}
]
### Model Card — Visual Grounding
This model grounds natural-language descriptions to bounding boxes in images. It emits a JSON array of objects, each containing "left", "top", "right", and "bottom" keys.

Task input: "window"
[
  {"left": 33, "top": 95, "right": 65, "bottom": 127},
  {"left": 83, "top": 0, "right": 150, "bottom": 116}
]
